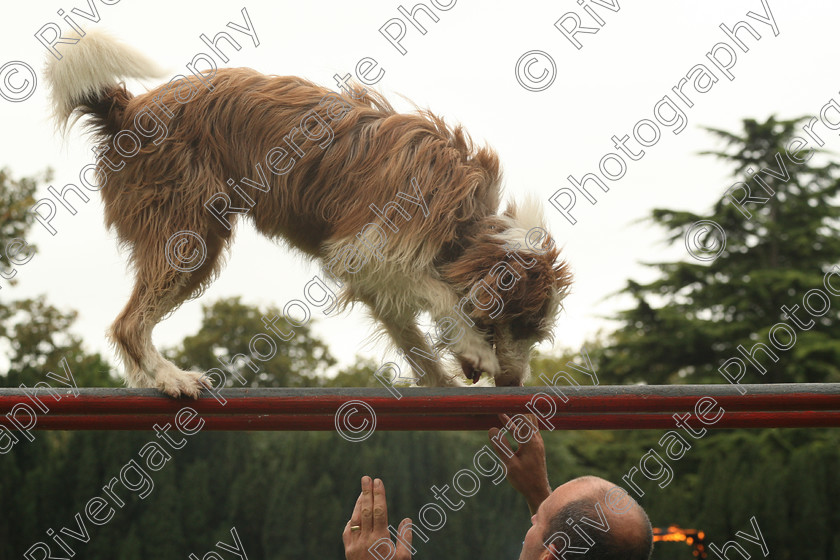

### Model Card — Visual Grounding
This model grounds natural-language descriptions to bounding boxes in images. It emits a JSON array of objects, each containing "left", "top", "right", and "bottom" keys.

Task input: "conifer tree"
[{"left": 597, "top": 116, "right": 840, "bottom": 385}]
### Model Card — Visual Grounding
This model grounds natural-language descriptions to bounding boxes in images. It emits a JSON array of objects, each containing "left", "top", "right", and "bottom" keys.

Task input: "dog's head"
[{"left": 440, "top": 198, "right": 572, "bottom": 386}]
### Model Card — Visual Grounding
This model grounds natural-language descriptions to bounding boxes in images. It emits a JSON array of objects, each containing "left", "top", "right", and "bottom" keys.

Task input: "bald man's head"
[{"left": 538, "top": 476, "right": 652, "bottom": 560}]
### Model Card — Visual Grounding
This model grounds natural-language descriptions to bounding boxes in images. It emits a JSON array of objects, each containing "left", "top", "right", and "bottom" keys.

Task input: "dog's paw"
[
  {"left": 457, "top": 345, "right": 500, "bottom": 384},
  {"left": 155, "top": 367, "right": 213, "bottom": 399}
]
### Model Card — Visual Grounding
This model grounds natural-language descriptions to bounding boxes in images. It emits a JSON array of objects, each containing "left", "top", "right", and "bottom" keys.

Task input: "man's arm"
[{"left": 488, "top": 413, "right": 552, "bottom": 515}]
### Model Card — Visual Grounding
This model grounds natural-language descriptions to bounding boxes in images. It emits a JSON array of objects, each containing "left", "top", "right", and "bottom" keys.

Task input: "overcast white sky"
[{"left": 1, "top": 0, "right": 839, "bottom": 378}]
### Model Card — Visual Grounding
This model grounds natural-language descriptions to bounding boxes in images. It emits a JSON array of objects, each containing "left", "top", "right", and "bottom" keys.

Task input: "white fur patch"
[
  {"left": 509, "top": 195, "right": 546, "bottom": 233},
  {"left": 493, "top": 195, "right": 549, "bottom": 252}
]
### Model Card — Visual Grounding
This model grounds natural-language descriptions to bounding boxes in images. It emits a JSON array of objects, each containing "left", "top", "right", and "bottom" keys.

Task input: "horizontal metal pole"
[
  {"left": 0, "top": 384, "right": 837, "bottom": 431},
  {"left": 8, "top": 411, "right": 840, "bottom": 431}
]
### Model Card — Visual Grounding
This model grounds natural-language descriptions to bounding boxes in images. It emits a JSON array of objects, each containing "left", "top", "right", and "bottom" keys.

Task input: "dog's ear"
[
  {"left": 505, "top": 248, "right": 567, "bottom": 316},
  {"left": 520, "top": 202, "right": 572, "bottom": 296},
  {"left": 526, "top": 230, "right": 572, "bottom": 295},
  {"left": 546, "top": 244, "right": 573, "bottom": 296},
  {"left": 442, "top": 241, "right": 565, "bottom": 326},
  {"left": 440, "top": 236, "right": 508, "bottom": 298},
  {"left": 441, "top": 211, "right": 571, "bottom": 327},
  {"left": 504, "top": 198, "right": 572, "bottom": 297}
]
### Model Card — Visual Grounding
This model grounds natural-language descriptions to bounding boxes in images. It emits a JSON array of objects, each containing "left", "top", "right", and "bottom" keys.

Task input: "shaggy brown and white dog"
[{"left": 45, "top": 31, "right": 571, "bottom": 397}]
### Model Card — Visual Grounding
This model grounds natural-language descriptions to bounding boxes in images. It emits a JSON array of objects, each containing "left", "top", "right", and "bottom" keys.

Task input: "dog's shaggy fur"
[{"left": 45, "top": 31, "right": 572, "bottom": 397}]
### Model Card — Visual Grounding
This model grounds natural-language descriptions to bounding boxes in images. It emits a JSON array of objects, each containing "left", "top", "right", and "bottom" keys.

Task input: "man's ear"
[{"left": 540, "top": 543, "right": 560, "bottom": 560}]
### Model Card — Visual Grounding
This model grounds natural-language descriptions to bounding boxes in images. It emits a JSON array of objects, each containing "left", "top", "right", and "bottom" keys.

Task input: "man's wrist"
[{"left": 524, "top": 482, "right": 552, "bottom": 514}]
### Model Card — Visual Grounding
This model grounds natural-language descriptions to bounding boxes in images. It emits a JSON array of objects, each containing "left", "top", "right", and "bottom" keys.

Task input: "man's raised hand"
[
  {"left": 488, "top": 413, "right": 552, "bottom": 515},
  {"left": 343, "top": 476, "right": 413, "bottom": 560}
]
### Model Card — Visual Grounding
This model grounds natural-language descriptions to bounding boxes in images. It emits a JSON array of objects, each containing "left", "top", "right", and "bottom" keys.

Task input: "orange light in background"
[
  {"left": 652, "top": 525, "right": 707, "bottom": 559},
  {"left": 653, "top": 532, "right": 688, "bottom": 542}
]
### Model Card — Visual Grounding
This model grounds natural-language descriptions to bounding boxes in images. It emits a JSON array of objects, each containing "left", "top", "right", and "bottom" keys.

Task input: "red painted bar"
[
  {"left": 0, "top": 385, "right": 838, "bottom": 431},
  {"left": 2, "top": 411, "right": 839, "bottom": 431},
  {"left": 0, "top": 384, "right": 838, "bottom": 415}
]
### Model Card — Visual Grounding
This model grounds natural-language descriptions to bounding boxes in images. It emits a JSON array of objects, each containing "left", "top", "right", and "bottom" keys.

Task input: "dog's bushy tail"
[{"left": 44, "top": 29, "right": 166, "bottom": 137}]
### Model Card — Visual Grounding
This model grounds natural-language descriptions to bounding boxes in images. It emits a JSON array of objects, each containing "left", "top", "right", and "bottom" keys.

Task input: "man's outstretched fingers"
[
  {"left": 346, "top": 494, "right": 363, "bottom": 538},
  {"left": 395, "top": 517, "right": 414, "bottom": 560},
  {"left": 372, "top": 478, "right": 388, "bottom": 532},
  {"left": 488, "top": 427, "right": 514, "bottom": 460},
  {"left": 488, "top": 414, "right": 516, "bottom": 460},
  {"left": 520, "top": 413, "right": 540, "bottom": 431},
  {"left": 360, "top": 476, "right": 374, "bottom": 534}
]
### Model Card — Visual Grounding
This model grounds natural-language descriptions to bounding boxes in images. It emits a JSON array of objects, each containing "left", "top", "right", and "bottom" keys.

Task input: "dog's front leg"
[
  {"left": 386, "top": 319, "right": 460, "bottom": 387},
  {"left": 418, "top": 278, "right": 503, "bottom": 384},
  {"left": 361, "top": 297, "right": 458, "bottom": 386}
]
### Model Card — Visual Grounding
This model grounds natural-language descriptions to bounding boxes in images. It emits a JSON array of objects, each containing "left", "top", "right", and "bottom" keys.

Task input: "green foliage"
[
  {"left": 3, "top": 425, "right": 839, "bottom": 559},
  {"left": 0, "top": 166, "right": 46, "bottom": 285},
  {"left": 0, "top": 298, "right": 117, "bottom": 388},
  {"left": 325, "top": 356, "right": 383, "bottom": 388},
  {"left": 167, "top": 297, "right": 336, "bottom": 387},
  {"left": 596, "top": 116, "right": 840, "bottom": 385}
]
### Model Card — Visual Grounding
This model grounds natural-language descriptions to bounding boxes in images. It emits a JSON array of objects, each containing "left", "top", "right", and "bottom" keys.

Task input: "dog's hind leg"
[{"left": 108, "top": 225, "right": 227, "bottom": 398}]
